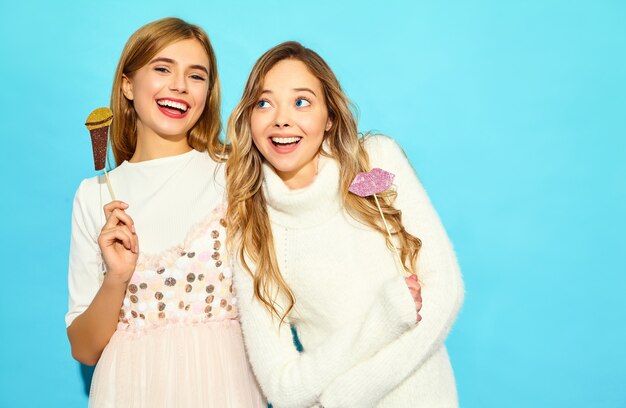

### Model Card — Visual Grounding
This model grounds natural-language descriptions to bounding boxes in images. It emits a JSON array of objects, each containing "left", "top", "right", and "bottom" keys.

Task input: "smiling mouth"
[
  {"left": 156, "top": 98, "right": 190, "bottom": 114},
  {"left": 271, "top": 136, "right": 302, "bottom": 146}
]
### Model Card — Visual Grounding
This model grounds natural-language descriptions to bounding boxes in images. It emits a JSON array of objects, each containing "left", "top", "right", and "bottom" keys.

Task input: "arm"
[
  {"left": 234, "top": 260, "right": 418, "bottom": 408},
  {"left": 319, "top": 136, "right": 465, "bottom": 408},
  {"left": 66, "top": 184, "right": 138, "bottom": 366}
]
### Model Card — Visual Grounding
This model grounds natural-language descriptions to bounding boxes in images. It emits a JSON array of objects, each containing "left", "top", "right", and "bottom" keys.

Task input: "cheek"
[
  {"left": 250, "top": 112, "right": 266, "bottom": 142},
  {"left": 299, "top": 113, "right": 328, "bottom": 137},
  {"left": 191, "top": 84, "right": 209, "bottom": 109}
]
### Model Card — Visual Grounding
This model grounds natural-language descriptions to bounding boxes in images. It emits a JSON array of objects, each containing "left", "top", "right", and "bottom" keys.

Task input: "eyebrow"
[
  {"left": 260, "top": 88, "right": 317, "bottom": 96},
  {"left": 293, "top": 87, "right": 317, "bottom": 96},
  {"left": 149, "top": 57, "right": 209, "bottom": 74}
]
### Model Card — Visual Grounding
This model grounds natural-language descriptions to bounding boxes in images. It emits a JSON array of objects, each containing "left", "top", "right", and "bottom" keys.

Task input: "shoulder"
[
  {"left": 71, "top": 175, "right": 108, "bottom": 231},
  {"left": 361, "top": 134, "right": 414, "bottom": 173},
  {"left": 73, "top": 175, "right": 104, "bottom": 204},
  {"left": 361, "top": 134, "right": 408, "bottom": 163},
  {"left": 191, "top": 149, "right": 225, "bottom": 183}
]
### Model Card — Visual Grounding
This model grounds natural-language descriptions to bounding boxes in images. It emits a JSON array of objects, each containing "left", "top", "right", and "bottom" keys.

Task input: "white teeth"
[
  {"left": 157, "top": 99, "right": 188, "bottom": 112},
  {"left": 271, "top": 137, "right": 301, "bottom": 144}
]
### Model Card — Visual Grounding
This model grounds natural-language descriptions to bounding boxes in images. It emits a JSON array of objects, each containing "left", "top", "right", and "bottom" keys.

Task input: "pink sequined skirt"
[{"left": 89, "top": 319, "right": 266, "bottom": 408}]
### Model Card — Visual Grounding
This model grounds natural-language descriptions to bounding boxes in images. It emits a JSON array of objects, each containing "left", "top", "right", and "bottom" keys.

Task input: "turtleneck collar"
[{"left": 262, "top": 154, "right": 344, "bottom": 228}]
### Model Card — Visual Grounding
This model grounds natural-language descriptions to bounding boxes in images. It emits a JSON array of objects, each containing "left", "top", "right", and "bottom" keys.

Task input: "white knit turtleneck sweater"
[{"left": 233, "top": 135, "right": 464, "bottom": 408}]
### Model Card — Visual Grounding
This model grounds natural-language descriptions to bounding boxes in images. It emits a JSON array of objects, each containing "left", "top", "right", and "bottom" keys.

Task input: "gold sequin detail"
[
  {"left": 185, "top": 284, "right": 192, "bottom": 293},
  {"left": 187, "top": 273, "right": 195, "bottom": 283},
  {"left": 212, "top": 251, "right": 220, "bottom": 260},
  {"left": 128, "top": 284, "right": 138, "bottom": 294},
  {"left": 205, "top": 305, "right": 212, "bottom": 313},
  {"left": 158, "top": 312, "right": 165, "bottom": 319},
  {"left": 157, "top": 267, "right": 165, "bottom": 274},
  {"left": 164, "top": 277, "right": 176, "bottom": 286},
  {"left": 130, "top": 295, "right": 138, "bottom": 303},
  {"left": 198, "top": 274, "right": 204, "bottom": 281},
  {"left": 158, "top": 302, "right": 166, "bottom": 311},
  {"left": 139, "top": 283, "right": 147, "bottom": 290},
  {"left": 213, "top": 241, "right": 221, "bottom": 250},
  {"left": 155, "top": 292, "right": 164, "bottom": 300},
  {"left": 220, "top": 218, "right": 227, "bottom": 228},
  {"left": 131, "top": 311, "right": 138, "bottom": 318},
  {"left": 211, "top": 230, "right": 219, "bottom": 239},
  {"left": 215, "top": 260, "right": 222, "bottom": 268},
  {"left": 179, "top": 301, "right": 184, "bottom": 309},
  {"left": 206, "top": 295, "right": 214, "bottom": 303},
  {"left": 185, "top": 304, "right": 191, "bottom": 311},
  {"left": 206, "top": 285, "right": 214, "bottom": 293},
  {"left": 187, "top": 252, "right": 195, "bottom": 258}
]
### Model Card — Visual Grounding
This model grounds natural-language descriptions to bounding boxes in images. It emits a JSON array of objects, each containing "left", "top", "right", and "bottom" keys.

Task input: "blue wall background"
[{"left": 1, "top": 1, "right": 624, "bottom": 407}]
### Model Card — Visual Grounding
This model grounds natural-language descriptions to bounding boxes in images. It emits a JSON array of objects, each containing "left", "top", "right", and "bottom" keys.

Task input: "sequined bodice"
[{"left": 117, "top": 207, "right": 237, "bottom": 331}]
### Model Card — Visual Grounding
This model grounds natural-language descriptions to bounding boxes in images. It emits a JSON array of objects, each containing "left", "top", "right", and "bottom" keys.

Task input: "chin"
[{"left": 267, "top": 159, "right": 299, "bottom": 174}]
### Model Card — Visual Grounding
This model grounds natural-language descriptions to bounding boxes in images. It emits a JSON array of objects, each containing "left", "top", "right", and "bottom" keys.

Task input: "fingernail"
[
  {"left": 131, "top": 224, "right": 136, "bottom": 233},
  {"left": 121, "top": 202, "right": 129, "bottom": 208}
]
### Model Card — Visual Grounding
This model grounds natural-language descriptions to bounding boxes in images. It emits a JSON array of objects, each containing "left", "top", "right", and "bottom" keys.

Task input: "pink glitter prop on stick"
[
  {"left": 349, "top": 168, "right": 405, "bottom": 274},
  {"left": 348, "top": 168, "right": 395, "bottom": 197}
]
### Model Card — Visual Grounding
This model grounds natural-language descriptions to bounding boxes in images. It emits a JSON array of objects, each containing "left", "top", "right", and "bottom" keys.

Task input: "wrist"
[{"left": 102, "top": 273, "right": 130, "bottom": 291}]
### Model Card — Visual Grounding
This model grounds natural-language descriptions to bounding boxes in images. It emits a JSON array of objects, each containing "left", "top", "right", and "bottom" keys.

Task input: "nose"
[
  {"left": 273, "top": 105, "right": 292, "bottom": 128},
  {"left": 169, "top": 71, "right": 188, "bottom": 94}
]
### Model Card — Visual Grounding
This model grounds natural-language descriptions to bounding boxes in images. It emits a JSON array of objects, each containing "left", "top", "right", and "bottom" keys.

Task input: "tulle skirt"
[{"left": 89, "top": 319, "right": 266, "bottom": 408}]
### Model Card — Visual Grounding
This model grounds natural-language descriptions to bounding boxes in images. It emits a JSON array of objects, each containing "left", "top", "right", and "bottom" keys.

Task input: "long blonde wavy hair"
[
  {"left": 109, "top": 17, "right": 223, "bottom": 165},
  {"left": 226, "top": 41, "right": 422, "bottom": 321}
]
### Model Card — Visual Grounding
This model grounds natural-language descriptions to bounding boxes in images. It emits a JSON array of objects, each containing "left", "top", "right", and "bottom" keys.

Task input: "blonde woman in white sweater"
[{"left": 226, "top": 41, "right": 464, "bottom": 408}]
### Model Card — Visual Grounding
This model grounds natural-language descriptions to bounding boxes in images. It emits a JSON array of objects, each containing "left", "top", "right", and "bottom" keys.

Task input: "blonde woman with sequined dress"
[{"left": 65, "top": 18, "right": 265, "bottom": 407}]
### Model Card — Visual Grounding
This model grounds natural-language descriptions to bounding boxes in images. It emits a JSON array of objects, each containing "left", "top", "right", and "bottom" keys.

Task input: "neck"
[
  {"left": 276, "top": 155, "right": 319, "bottom": 190},
  {"left": 131, "top": 130, "right": 191, "bottom": 162},
  {"left": 262, "top": 155, "right": 343, "bottom": 228}
]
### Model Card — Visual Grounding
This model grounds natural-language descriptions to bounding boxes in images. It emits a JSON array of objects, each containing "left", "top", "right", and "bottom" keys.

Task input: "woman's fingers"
[
  {"left": 405, "top": 275, "right": 423, "bottom": 322},
  {"left": 103, "top": 201, "right": 128, "bottom": 218},
  {"left": 99, "top": 226, "right": 138, "bottom": 253},
  {"left": 103, "top": 201, "right": 135, "bottom": 232},
  {"left": 103, "top": 208, "right": 136, "bottom": 233}
]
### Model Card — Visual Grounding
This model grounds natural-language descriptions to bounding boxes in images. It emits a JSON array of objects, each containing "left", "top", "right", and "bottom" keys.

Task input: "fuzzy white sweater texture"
[{"left": 233, "top": 135, "right": 464, "bottom": 408}]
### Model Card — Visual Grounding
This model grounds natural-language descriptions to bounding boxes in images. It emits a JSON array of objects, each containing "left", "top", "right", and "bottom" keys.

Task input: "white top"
[
  {"left": 66, "top": 149, "right": 226, "bottom": 327},
  {"left": 233, "top": 135, "right": 464, "bottom": 408}
]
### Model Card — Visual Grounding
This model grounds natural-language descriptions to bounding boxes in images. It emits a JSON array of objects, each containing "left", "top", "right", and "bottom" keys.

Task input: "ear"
[
  {"left": 325, "top": 118, "right": 333, "bottom": 132},
  {"left": 121, "top": 74, "right": 134, "bottom": 100}
]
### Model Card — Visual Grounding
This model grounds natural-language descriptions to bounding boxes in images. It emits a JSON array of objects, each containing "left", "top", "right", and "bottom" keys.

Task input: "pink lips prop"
[{"left": 348, "top": 168, "right": 395, "bottom": 197}]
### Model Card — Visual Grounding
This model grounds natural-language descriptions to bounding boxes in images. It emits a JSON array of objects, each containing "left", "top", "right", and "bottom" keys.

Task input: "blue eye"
[
  {"left": 190, "top": 74, "right": 206, "bottom": 81},
  {"left": 257, "top": 100, "right": 270, "bottom": 108},
  {"left": 295, "top": 98, "right": 311, "bottom": 107},
  {"left": 154, "top": 67, "right": 169, "bottom": 73}
]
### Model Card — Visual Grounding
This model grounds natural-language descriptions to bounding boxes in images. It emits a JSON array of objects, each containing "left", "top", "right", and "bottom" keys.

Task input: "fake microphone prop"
[{"left": 85, "top": 107, "right": 116, "bottom": 200}]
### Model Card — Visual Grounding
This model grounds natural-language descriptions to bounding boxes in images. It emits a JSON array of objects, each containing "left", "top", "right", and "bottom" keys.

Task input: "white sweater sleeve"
[
  {"left": 319, "top": 136, "right": 465, "bottom": 408},
  {"left": 66, "top": 179, "right": 104, "bottom": 327},
  {"left": 234, "top": 258, "right": 418, "bottom": 408}
]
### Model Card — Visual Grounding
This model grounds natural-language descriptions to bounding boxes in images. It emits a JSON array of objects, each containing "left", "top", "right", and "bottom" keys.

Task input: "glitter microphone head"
[{"left": 84, "top": 107, "right": 113, "bottom": 171}]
